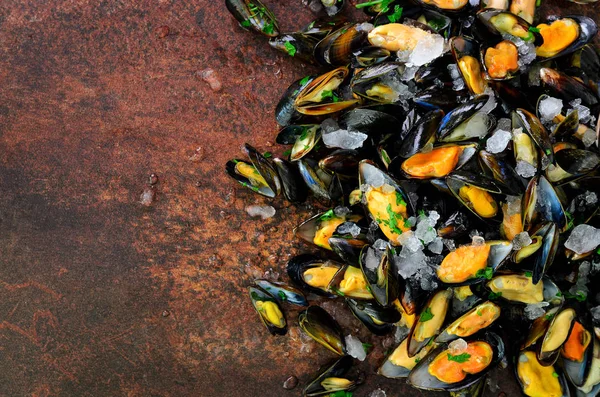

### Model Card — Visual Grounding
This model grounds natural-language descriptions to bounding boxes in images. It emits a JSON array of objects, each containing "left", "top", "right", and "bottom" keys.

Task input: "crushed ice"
[
  {"left": 565, "top": 224, "right": 600, "bottom": 255},
  {"left": 345, "top": 334, "right": 367, "bottom": 361},
  {"left": 246, "top": 205, "right": 276, "bottom": 219}
]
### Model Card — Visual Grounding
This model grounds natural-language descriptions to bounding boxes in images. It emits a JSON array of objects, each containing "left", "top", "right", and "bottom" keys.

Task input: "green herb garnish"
[
  {"left": 552, "top": 372, "right": 559, "bottom": 378},
  {"left": 263, "top": 151, "right": 272, "bottom": 158},
  {"left": 355, "top": 0, "right": 393, "bottom": 11},
  {"left": 387, "top": 5, "right": 403, "bottom": 23},
  {"left": 545, "top": 313, "right": 555, "bottom": 321},
  {"left": 384, "top": 203, "right": 405, "bottom": 235},
  {"left": 528, "top": 26, "right": 541, "bottom": 33},
  {"left": 524, "top": 271, "right": 532, "bottom": 278},
  {"left": 564, "top": 291, "right": 587, "bottom": 302},
  {"left": 565, "top": 211, "right": 574, "bottom": 231},
  {"left": 475, "top": 267, "right": 494, "bottom": 280},
  {"left": 447, "top": 353, "right": 471, "bottom": 363},
  {"left": 283, "top": 149, "right": 292, "bottom": 157},
  {"left": 415, "top": 358, "right": 421, "bottom": 363},
  {"left": 420, "top": 307, "right": 434, "bottom": 322},
  {"left": 299, "top": 76, "right": 311, "bottom": 86},
  {"left": 321, "top": 89, "right": 340, "bottom": 102},
  {"left": 283, "top": 41, "right": 296, "bottom": 56},
  {"left": 488, "top": 291, "right": 502, "bottom": 300},
  {"left": 262, "top": 20, "right": 275, "bottom": 35},
  {"left": 278, "top": 290, "right": 287, "bottom": 301},
  {"left": 320, "top": 209, "right": 336, "bottom": 221},
  {"left": 331, "top": 391, "right": 353, "bottom": 397},
  {"left": 362, "top": 343, "right": 373, "bottom": 353},
  {"left": 476, "top": 309, "right": 483, "bottom": 316},
  {"left": 241, "top": 20, "right": 251, "bottom": 28}
]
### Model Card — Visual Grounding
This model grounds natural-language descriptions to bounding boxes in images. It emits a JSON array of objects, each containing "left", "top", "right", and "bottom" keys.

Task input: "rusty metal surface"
[{"left": 0, "top": 1, "right": 596, "bottom": 396}]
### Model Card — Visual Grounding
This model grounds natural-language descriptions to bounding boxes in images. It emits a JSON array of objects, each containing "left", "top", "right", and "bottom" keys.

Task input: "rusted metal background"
[{"left": 0, "top": 1, "right": 596, "bottom": 396}]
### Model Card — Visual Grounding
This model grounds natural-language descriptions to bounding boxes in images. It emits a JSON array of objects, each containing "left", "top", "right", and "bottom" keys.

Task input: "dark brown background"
[{"left": 0, "top": 1, "right": 595, "bottom": 396}]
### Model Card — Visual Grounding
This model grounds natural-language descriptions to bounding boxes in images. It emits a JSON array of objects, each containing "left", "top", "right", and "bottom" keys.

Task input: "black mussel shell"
[
  {"left": 298, "top": 158, "right": 334, "bottom": 202},
  {"left": 479, "top": 151, "right": 525, "bottom": 196},
  {"left": 437, "top": 301, "right": 501, "bottom": 343},
  {"left": 298, "top": 305, "right": 346, "bottom": 355},
  {"left": 352, "top": 46, "right": 391, "bottom": 67},
  {"left": 319, "top": 149, "right": 360, "bottom": 178},
  {"left": 540, "top": 68, "right": 599, "bottom": 108},
  {"left": 437, "top": 96, "right": 488, "bottom": 141},
  {"left": 523, "top": 175, "right": 567, "bottom": 231},
  {"left": 513, "top": 108, "right": 554, "bottom": 165},
  {"left": 304, "top": 355, "right": 355, "bottom": 396},
  {"left": 346, "top": 298, "right": 400, "bottom": 335},
  {"left": 437, "top": 210, "right": 470, "bottom": 239},
  {"left": 414, "top": 85, "right": 470, "bottom": 112},
  {"left": 275, "top": 76, "right": 315, "bottom": 127},
  {"left": 314, "top": 23, "right": 369, "bottom": 66},
  {"left": 254, "top": 279, "right": 308, "bottom": 306},
  {"left": 269, "top": 33, "right": 319, "bottom": 64},
  {"left": 359, "top": 244, "right": 398, "bottom": 307},
  {"left": 537, "top": 307, "right": 576, "bottom": 366},
  {"left": 536, "top": 15, "right": 598, "bottom": 61},
  {"left": 249, "top": 286, "right": 287, "bottom": 335},
  {"left": 555, "top": 149, "right": 600, "bottom": 176},
  {"left": 407, "top": 289, "right": 452, "bottom": 357},
  {"left": 273, "top": 158, "right": 308, "bottom": 203},
  {"left": 301, "top": 17, "right": 347, "bottom": 40},
  {"left": 530, "top": 222, "right": 559, "bottom": 284},
  {"left": 225, "top": 0, "right": 279, "bottom": 37},
  {"left": 287, "top": 254, "right": 342, "bottom": 297},
  {"left": 398, "top": 109, "right": 443, "bottom": 158}
]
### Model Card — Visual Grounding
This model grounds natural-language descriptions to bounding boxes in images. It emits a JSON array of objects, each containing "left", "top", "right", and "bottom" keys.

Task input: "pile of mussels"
[{"left": 225, "top": 0, "right": 600, "bottom": 395}]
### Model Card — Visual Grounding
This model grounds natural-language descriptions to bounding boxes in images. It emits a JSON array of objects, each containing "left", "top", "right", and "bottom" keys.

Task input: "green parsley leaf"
[
  {"left": 278, "top": 290, "right": 287, "bottom": 301},
  {"left": 447, "top": 353, "right": 471, "bottom": 363},
  {"left": 385, "top": 203, "right": 405, "bottom": 235},
  {"left": 395, "top": 192, "right": 406, "bottom": 206},
  {"left": 299, "top": 76, "right": 311, "bottom": 86},
  {"left": 488, "top": 291, "right": 502, "bottom": 300},
  {"left": 332, "top": 287, "right": 345, "bottom": 297},
  {"left": 283, "top": 41, "right": 296, "bottom": 56},
  {"left": 321, "top": 89, "right": 340, "bottom": 102},
  {"left": 476, "top": 308, "right": 483, "bottom": 316},
  {"left": 262, "top": 20, "right": 275, "bottom": 35},
  {"left": 528, "top": 26, "right": 541, "bottom": 33},
  {"left": 475, "top": 267, "right": 494, "bottom": 280},
  {"left": 564, "top": 291, "right": 587, "bottom": 302},
  {"left": 552, "top": 372, "right": 559, "bottom": 378},
  {"left": 380, "top": 149, "right": 391, "bottom": 165},
  {"left": 320, "top": 209, "right": 336, "bottom": 221},
  {"left": 331, "top": 391, "right": 353, "bottom": 397},
  {"left": 240, "top": 20, "right": 251, "bottom": 28},
  {"left": 263, "top": 151, "right": 272, "bottom": 158},
  {"left": 565, "top": 211, "right": 574, "bottom": 231},
  {"left": 387, "top": 5, "right": 403, "bottom": 23},
  {"left": 427, "top": 17, "right": 446, "bottom": 31},
  {"left": 535, "top": 0, "right": 541, "bottom": 6},
  {"left": 418, "top": 209, "right": 426, "bottom": 217},
  {"left": 420, "top": 307, "right": 434, "bottom": 322},
  {"left": 362, "top": 343, "right": 373, "bottom": 353},
  {"left": 545, "top": 313, "right": 555, "bottom": 321},
  {"left": 556, "top": 291, "right": 562, "bottom": 297},
  {"left": 306, "top": 21, "right": 315, "bottom": 30},
  {"left": 404, "top": 219, "right": 413, "bottom": 228},
  {"left": 283, "top": 149, "right": 292, "bottom": 157},
  {"left": 524, "top": 271, "right": 532, "bottom": 278},
  {"left": 415, "top": 357, "right": 421, "bottom": 363},
  {"left": 597, "top": 246, "right": 600, "bottom": 255}
]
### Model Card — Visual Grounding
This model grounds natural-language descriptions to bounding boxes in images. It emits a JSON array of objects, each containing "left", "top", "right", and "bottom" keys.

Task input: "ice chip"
[
  {"left": 374, "top": 238, "right": 390, "bottom": 251},
  {"left": 337, "top": 222, "right": 362, "bottom": 238},
  {"left": 591, "top": 306, "right": 600, "bottom": 323},
  {"left": 443, "top": 238, "right": 456, "bottom": 251},
  {"left": 472, "top": 235, "right": 485, "bottom": 246},
  {"left": 364, "top": 247, "right": 380, "bottom": 271},
  {"left": 369, "top": 389, "right": 387, "bottom": 397},
  {"left": 515, "top": 160, "right": 537, "bottom": 178},
  {"left": 381, "top": 183, "right": 396, "bottom": 194},
  {"left": 524, "top": 302, "right": 549, "bottom": 320},
  {"left": 334, "top": 206, "right": 350, "bottom": 217},
  {"left": 355, "top": 22, "right": 374, "bottom": 33},
  {"left": 538, "top": 96, "right": 563, "bottom": 123},
  {"left": 408, "top": 33, "right": 445, "bottom": 67},
  {"left": 322, "top": 128, "right": 368, "bottom": 150},
  {"left": 345, "top": 335, "right": 367, "bottom": 361},
  {"left": 448, "top": 338, "right": 468, "bottom": 355},
  {"left": 246, "top": 205, "right": 276, "bottom": 219},
  {"left": 486, "top": 129, "right": 512, "bottom": 153},
  {"left": 512, "top": 231, "right": 532, "bottom": 251},
  {"left": 582, "top": 128, "right": 596, "bottom": 148},
  {"left": 570, "top": 99, "right": 592, "bottom": 124},
  {"left": 564, "top": 224, "right": 600, "bottom": 255}
]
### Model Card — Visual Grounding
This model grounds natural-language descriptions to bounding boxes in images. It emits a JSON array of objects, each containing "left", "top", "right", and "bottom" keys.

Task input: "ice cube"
[
  {"left": 524, "top": 302, "right": 549, "bottom": 320},
  {"left": 334, "top": 206, "right": 350, "bottom": 217},
  {"left": 369, "top": 389, "right": 387, "bottom": 397},
  {"left": 396, "top": 248, "right": 427, "bottom": 279},
  {"left": 374, "top": 238, "right": 390, "bottom": 251},
  {"left": 581, "top": 127, "right": 596, "bottom": 148},
  {"left": 364, "top": 247, "right": 380, "bottom": 271},
  {"left": 337, "top": 222, "right": 361, "bottom": 237},
  {"left": 448, "top": 338, "right": 468, "bottom": 355},
  {"left": 479, "top": 89, "right": 498, "bottom": 114},
  {"left": 564, "top": 224, "right": 600, "bottom": 255},
  {"left": 538, "top": 96, "right": 563, "bottom": 123},
  {"left": 515, "top": 39, "right": 536, "bottom": 67},
  {"left": 322, "top": 128, "right": 368, "bottom": 150},
  {"left": 472, "top": 235, "right": 485, "bottom": 246},
  {"left": 570, "top": 99, "right": 592, "bottom": 124},
  {"left": 381, "top": 183, "right": 396, "bottom": 194},
  {"left": 345, "top": 335, "right": 367, "bottom": 361},
  {"left": 568, "top": 261, "right": 592, "bottom": 299},
  {"left": 486, "top": 129, "right": 512, "bottom": 153},
  {"left": 516, "top": 160, "right": 537, "bottom": 178},
  {"left": 428, "top": 237, "right": 444, "bottom": 254},
  {"left": 585, "top": 191, "right": 598, "bottom": 205},
  {"left": 398, "top": 231, "right": 424, "bottom": 252},
  {"left": 356, "top": 22, "right": 374, "bottom": 33},
  {"left": 591, "top": 305, "right": 600, "bottom": 323},
  {"left": 415, "top": 213, "right": 439, "bottom": 245},
  {"left": 408, "top": 32, "right": 445, "bottom": 67},
  {"left": 512, "top": 231, "right": 532, "bottom": 251},
  {"left": 443, "top": 238, "right": 456, "bottom": 251},
  {"left": 246, "top": 205, "right": 276, "bottom": 219},
  {"left": 506, "top": 195, "right": 522, "bottom": 215}
]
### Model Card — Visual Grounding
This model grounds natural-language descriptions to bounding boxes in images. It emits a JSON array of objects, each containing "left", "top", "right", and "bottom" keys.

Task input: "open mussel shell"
[
  {"left": 272, "top": 157, "right": 308, "bottom": 203},
  {"left": 540, "top": 68, "right": 599, "bottom": 108},
  {"left": 287, "top": 254, "right": 342, "bottom": 297},
  {"left": 397, "top": 109, "right": 442, "bottom": 158},
  {"left": 400, "top": 143, "right": 478, "bottom": 180},
  {"left": 248, "top": 286, "right": 287, "bottom": 335},
  {"left": 294, "top": 66, "right": 358, "bottom": 116},
  {"left": 555, "top": 149, "right": 600, "bottom": 176},
  {"left": 438, "top": 210, "right": 470, "bottom": 239},
  {"left": 329, "top": 235, "right": 368, "bottom": 267},
  {"left": 275, "top": 76, "right": 315, "bottom": 127},
  {"left": 523, "top": 175, "right": 567, "bottom": 232},
  {"left": 437, "top": 96, "right": 489, "bottom": 142},
  {"left": 350, "top": 62, "right": 406, "bottom": 104},
  {"left": 513, "top": 109, "right": 554, "bottom": 165},
  {"left": 436, "top": 301, "right": 501, "bottom": 343},
  {"left": 254, "top": 279, "right": 308, "bottom": 307},
  {"left": 358, "top": 160, "right": 414, "bottom": 244},
  {"left": 276, "top": 124, "right": 320, "bottom": 153},
  {"left": 269, "top": 33, "right": 319, "bottom": 64},
  {"left": 226, "top": 159, "right": 277, "bottom": 197},
  {"left": 359, "top": 244, "right": 398, "bottom": 307},
  {"left": 329, "top": 265, "right": 374, "bottom": 299},
  {"left": 535, "top": 16, "right": 598, "bottom": 61},
  {"left": 451, "top": 37, "right": 487, "bottom": 95},
  {"left": 436, "top": 239, "right": 512, "bottom": 286},
  {"left": 225, "top": 0, "right": 279, "bottom": 37},
  {"left": 319, "top": 149, "right": 360, "bottom": 178},
  {"left": 304, "top": 355, "right": 355, "bottom": 396},
  {"left": 294, "top": 209, "right": 363, "bottom": 251},
  {"left": 412, "top": 0, "right": 470, "bottom": 13},
  {"left": 485, "top": 273, "right": 563, "bottom": 305},
  {"left": 476, "top": 10, "right": 540, "bottom": 43},
  {"left": 314, "top": 23, "right": 369, "bottom": 66},
  {"left": 408, "top": 332, "right": 505, "bottom": 392},
  {"left": 407, "top": 289, "right": 452, "bottom": 357},
  {"left": 301, "top": 17, "right": 346, "bottom": 40},
  {"left": 479, "top": 151, "right": 525, "bottom": 196},
  {"left": 446, "top": 173, "right": 502, "bottom": 220},
  {"left": 563, "top": 332, "right": 600, "bottom": 394},
  {"left": 298, "top": 306, "right": 346, "bottom": 355},
  {"left": 481, "top": 40, "right": 521, "bottom": 81},
  {"left": 352, "top": 46, "right": 391, "bottom": 67},
  {"left": 414, "top": 85, "right": 470, "bottom": 112},
  {"left": 298, "top": 158, "right": 334, "bottom": 203},
  {"left": 346, "top": 298, "right": 400, "bottom": 335},
  {"left": 378, "top": 337, "right": 435, "bottom": 378},
  {"left": 529, "top": 222, "right": 559, "bottom": 284},
  {"left": 516, "top": 350, "right": 571, "bottom": 397},
  {"left": 537, "top": 307, "right": 576, "bottom": 365}
]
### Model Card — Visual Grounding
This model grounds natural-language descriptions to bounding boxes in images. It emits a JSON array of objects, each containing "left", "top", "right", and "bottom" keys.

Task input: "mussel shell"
[
  {"left": 551, "top": 109, "right": 580, "bottom": 139},
  {"left": 408, "top": 332, "right": 505, "bottom": 391},
  {"left": 476, "top": 10, "right": 541, "bottom": 43},
  {"left": 254, "top": 279, "right": 308, "bottom": 306},
  {"left": 378, "top": 337, "right": 434, "bottom": 379},
  {"left": 269, "top": 33, "right": 319, "bottom": 64},
  {"left": 478, "top": 151, "right": 525, "bottom": 195},
  {"left": 298, "top": 158, "right": 334, "bottom": 202},
  {"left": 244, "top": 143, "right": 282, "bottom": 194},
  {"left": 286, "top": 254, "right": 342, "bottom": 297},
  {"left": 436, "top": 301, "right": 501, "bottom": 343},
  {"left": 226, "top": 159, "right": 277, "bottom": 197},
  {"left": 485, "top": 273, "right": 563, "bottom": 305},
  {"left": 314, "top": 23, "right": 369, "bottom": 66},
  {"left": 359, "top": 244, "right": 398, "bottom": 307},
  {"left": 304, "top": 355, "right": 354, "bottom": 396},
  {"left": 319, "top": 149, "right": 360, "bottom": 177},
  {"left": 329, "top": 236, "right": 367, "bottom": 267},
  {"left": 352, "top": 46, "right": 391, "bottom": 67},
  {"left": 555, "top": 149, "right": 600, "bottom": 176},
  {"left": 301, "top": 17, "right": 347, "bottom": 40},
  {"left": 273, "top": 158, "right": 308, "bottom": 203},
  {"left": 530, "top": 222, "right": 559, "bottom": 284},
  {"left": 446, "top": 173, "right": 502, "bottom": 221},
  {"left": 298, "top": 306, "right": 346, "bottom": 355},
  {"left": 295, "top": 210, "right": 360, "bottom": 250},
  {"left": 437, "top": 96, "right": 488, "bottom": 141},
  {"left": 437, "top": 210, "right": 470, "bottom": 239},
  {"left": 537, "top": 307, "right": 576, "bottom": 365},
  {"left": 537, "top": 15, "right": 598, "bottom": 61},
  {"left": 563, "top": 332, "right": 597, "bottom": 389},
  {"left": 513, "top": 109, "right": 554, "bottom": 165},
  {"left": 450, "top": 36, "right": 487, "bottom": 95},
  {"left": 540, "top": 68, "right": 599, "bottom": 108},
  {"left": 294, "top": 66, "right": 359, "bottom": 116},
  {"left": 248, "top": 286, "right": 287, "bottom": 335},
  {"left": 515, "top": 351, "right": 571, "bottom": 397},
  {"left": 407, "top": 289, "right": 452, "bottom": 357},
  {"left": 275, "top": 76, "right": 315, "bottom": 127},
  {"left": 346, "top": 298, "right": 400, "bottom": 335},
  {"left": 225, "top": 0, "right": 279, "bottom": 37},
  {"left": 339, "top": 108, "right": 399, "bottom": 137},
  {"left": 350, "top": 62, "right": 405, "bottom": 103},
  {"left": 399, "top": 143, "right": 479, "bottom": 180},
  {"left": 398, "top": 109, "right": 443, "bottom": 158},
  {"left": 523, "top": 175, "right": 567, "bottom": 231}
]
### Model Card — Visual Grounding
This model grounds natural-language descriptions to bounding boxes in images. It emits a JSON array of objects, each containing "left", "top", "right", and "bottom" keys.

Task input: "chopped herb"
[
  {"left": 362, "top": 343, "right": 373, "bottom": 353},
  {"left": 232, "top": 159, "right": 239, "bottom": 164},
  {"left": 283, "top": 149, "right": 292, "bottom": 157},
  {"left": 447, "top": 353, "right": 471, "bottom": 363},
  {"left": 444, "top": 29, "right": 449, "bottom": 39},
  {"left": 355, "top": 0, "right": 393, "bottom": 9},
  {"left": 427, "top": 17, "right": 446, "bottom": 31},
  {"left": 529, "top": 26, "right": 541, "bottom": 33},
  {"left": 552, "top": 372, "right": 559, "bottom": 378},
  {"left": 475, "top": 267, "right": 494, "bottom": 280},
  {"left": 263, "top": 151, "right": 272, "bottom": 158},
  {"left": 306, "top": 21, "right": 315, "bottom": 30},
  {"left": 331, "top": 391, "right": 353, "bottom": 397},
  {"left": 414, "top": 357, "right": 421, "bottom": 363},
  {"left": 278, "top": 290, "right": 287, "bottom": 301},
  {"left": 556, "top": 291, "right": 562, "bottom": 297},
  {"left": 240, "top": 20, "right": 251, "bottom": 28},
  {"left": 545, "top": 313, "right": 555, "bottom": 321},
  {"left": 565, "top": 211, "right": 574, "bottom": 230},
  {"left": 488, "top": 291, "right": 502, "bottom": 300},
  {"left": 524, "top": 271, "right": 532, "bottom": 278},
  {"left": 476, "top": 309, "right": 483, "bottom": 316},
  {"left": 597, "top": 247, "right": 600, "bottom": 255},
  {"left": 321, "top": 89, "right": 340, "bottom": 102},
  {"left": 313, "top": 143, "right": 322, "bottom": 151},
  {"left": 320, "top": 209, "right": 336, "bottom": 221},
  {"left": 283, "top": 41, "right": 296, "bottom": 56},
  {"left": 332, "top": 287, "right": 345, "bottom": 297},
  {"left": 418, "top": 209, "right": 426, "bottom": 217},
  {"left": 564, "top": 291, "right": 587, "bottom": 302},
  {"left": 395, "top": 192, "right": 406, "bottom": 206},
  {"left": 545, "top": 148, "right": 552, "bottom": 155},
  {"left": 262, "top": 20, "right": 275, "bottom": 35},
  {"left": 536, "top": 0, "right": 541, "bottom": 6},
  {"left": 387, "top": 5, "right": 403, "bottom": 23},
  {"left": 420, "top": 307, "right": 434, "bottom": 322},
  {"left": 384, "top": 203, "right": 405, "bottom": 235},
  {"left": 298, "top": 127, "right": 309, "bottom": 142},
  {"left": 381, "top": 149, "right": 391, "bottom": 165},
  {"left": 299, "top": 75, "right": 312, "bottom": 86},
  {"left": 404, "top": 219, "right": 413, "bottom": 228}
]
